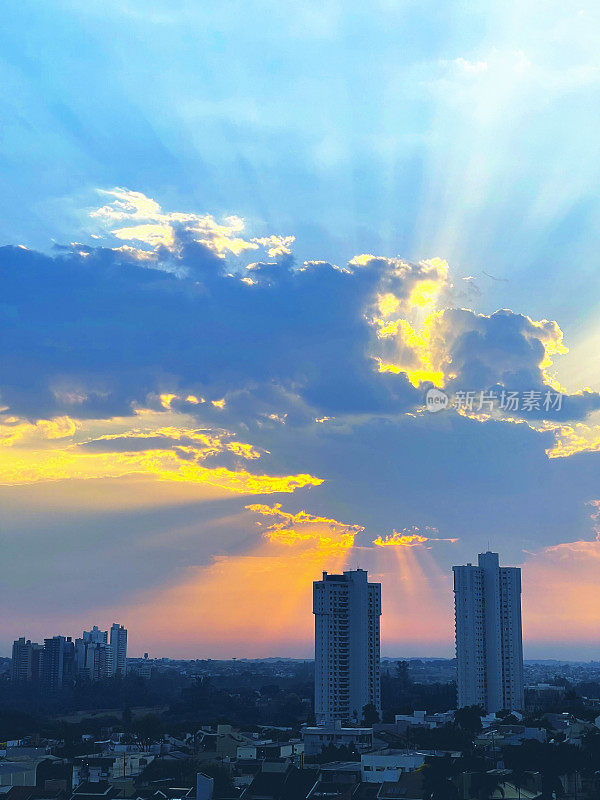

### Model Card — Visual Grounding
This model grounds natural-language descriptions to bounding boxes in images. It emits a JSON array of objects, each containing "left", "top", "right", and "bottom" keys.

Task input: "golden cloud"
[
  {"left": 0, "top": 412, "right": 321, "bottom": 495},
  {"left": 0, "top": 415, "right": 79, "bottom": 447},
  {"left": 246, "top": 502, "right": 362, "bottom": 549},
  {"left": 367, "top": 257, "right": 450, "bottom": 388},
  {"left": 373, "top": 527, "right": 459, "bottom": 547}
]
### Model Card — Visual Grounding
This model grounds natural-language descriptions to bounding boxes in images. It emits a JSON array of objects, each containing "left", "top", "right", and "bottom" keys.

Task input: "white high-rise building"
[
  {"left": 313, "top": 569, "right": 381, "bottom": 725},
  {"left": 453, "top": 551, "right": 524, "bottom": 713},
  {"left": 110, "top": 623, "right": 127, "bottom": 676}
]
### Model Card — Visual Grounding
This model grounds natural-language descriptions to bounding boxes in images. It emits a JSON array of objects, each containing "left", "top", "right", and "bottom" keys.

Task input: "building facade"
[
  {"left": 84, "top": 626, "right": 108, "bottom": 645},
  {"left": 453, "top": 551, "right": 524, "bottom": 713},
  {"left": 42, "top": 635, "right": 75, "bottom": 689},
  {"left": 11, "top": 638, "right": 43, "bottom": 683},
  {"left": 109, "top": 623, "right": 127, "bottom": 676},
  {"left": 75, "top": 635, "right": 114, "bottom": 681},
  {"left": 302, "top": 722, "right": 374, "bottom": 755},
  {"left": 313, "top": 568, "right": 381, "bottom": 725}
]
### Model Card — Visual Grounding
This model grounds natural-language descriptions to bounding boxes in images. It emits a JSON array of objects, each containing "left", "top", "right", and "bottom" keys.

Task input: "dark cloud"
[
  {"left": 2, "top": 240, "right": 598, "bottom": 426},
  {"left": 234, "top": 409, "right": 600, "bottom": 560},
  {"left": 432, "top": 308, "right": 600, "bottom": 420},
  {"left": 0, "top": 242, "right": 425, "bottom": 420}
]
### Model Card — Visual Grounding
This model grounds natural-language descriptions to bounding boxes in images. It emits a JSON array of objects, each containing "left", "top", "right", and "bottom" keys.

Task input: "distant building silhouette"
[
  {"left": 453, "top": 551, "right": 524, "bottom": 713},
  {"left": 109, "top": 623, "right": 127, "bottom": 676},
  {"left": 313, "top": 568, "right": 381, "bottom": 725},
  {"left": 83, "top": 625, "right": 108, "bottom": 645},
  {"left": 11, "top": 637, "right": 43, "bottom": 683},
  {"left": 12, "top": 623, "right": 128, "bottom": 685},
  {"left": 42, "top": 635, "right": 75, "bottom": 689},
  {"left": 75, "top": 627, "right": 113, "bottom": 680}
]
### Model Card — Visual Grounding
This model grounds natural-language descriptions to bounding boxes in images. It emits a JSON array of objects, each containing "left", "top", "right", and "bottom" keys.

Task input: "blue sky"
[{"left": 1, "top": 0, "right": 600, "bottom": 658}]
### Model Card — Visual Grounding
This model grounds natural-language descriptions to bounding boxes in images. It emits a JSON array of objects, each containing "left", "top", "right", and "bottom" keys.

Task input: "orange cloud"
[{"left": 246, "top": 503, "right": 363, "bottom": 548}]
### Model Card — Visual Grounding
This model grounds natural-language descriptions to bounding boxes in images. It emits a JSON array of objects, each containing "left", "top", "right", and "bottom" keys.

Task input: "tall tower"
[
  {"left": 453, "top": 551, "right": 524, "bottom": 713},
  {"left": 313, "top": 569, "right": 381, "bottom": 725},
  {"left": 42, "top": 636, "right": 75, "bottom": 689},
  {"left": 110, "top": 623, "right": 128, "bottom": 676},
  {"left": 12, "top": 638, "right": 43, "bottom": 683}
]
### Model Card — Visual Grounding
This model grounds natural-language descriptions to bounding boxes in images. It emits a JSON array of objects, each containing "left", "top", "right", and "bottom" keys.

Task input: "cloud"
[
  {"left": 246, "top": 502, "right": 363, "bottom": 547},
  {"left": 4, "top": 199, "right": 597, "bottom": 430},
  {"left": 91, "top": 188, "right": 271, "bottom": 258},
  {"left": 0, "top": 410, "right": 322, "bottom": 494},
  {"left": 542, "top": 414, "right": 600, "bottom": 458},
  {"left": 0, "top": 232, "right": 432, "bottom": 421},
  {"left": 429, "top": 309, "right": 600, "bottom": 421},
  {"left": 4, "top": 192, "right": 600, "bottom": 656},
  {"left": 373, "top": 527, "right": 459, "bottom": 547},
  {"left": 0, "top": 415, "right": 79, "bottom": 446},
  {"left": 452, "top": 57, "right": 489, "bottom": 75}
]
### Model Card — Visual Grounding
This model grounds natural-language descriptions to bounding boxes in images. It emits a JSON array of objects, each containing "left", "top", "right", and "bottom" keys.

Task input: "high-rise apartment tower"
[
  {"left": 313, "top": 569, "right": 381, "bottom": 724},
  {"left": 453, "top": 551, "right": 524, "bottom": 713}
]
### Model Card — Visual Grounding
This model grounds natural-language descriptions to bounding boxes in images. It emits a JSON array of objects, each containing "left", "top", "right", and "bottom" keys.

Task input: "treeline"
[
  {"left": 0, "top": 659, "right": 463, "bottom": 739},
  {"left": 0, "top": 670, "right": 186, "bottom": 717},
  {"left": 381, "top": 660, "right": 456, "bottom": 720}
]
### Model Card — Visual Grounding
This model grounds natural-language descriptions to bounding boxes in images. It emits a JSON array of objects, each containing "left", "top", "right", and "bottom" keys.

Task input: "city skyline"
[
  {"left": 2, "top": 553, "right": 562, "bottom": 671},
  {"left": 2, "top": 0, "right": 600, "bottom": 662},
  {"left": 11, "top": 622, "right": 128, "bottom": 687}
]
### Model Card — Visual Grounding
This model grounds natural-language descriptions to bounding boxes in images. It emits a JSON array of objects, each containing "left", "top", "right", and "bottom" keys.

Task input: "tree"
[
  {"left": 454, "top": 705, "right": 484, "bottom": 734},
  {"left": 471, "top": 772, "right": 505, "bottom": 800},
  {"left": 134, "top": 713, "right": 162, "bottom": 747},
  {"left": 421, "top": 756, "right": 459, "bottom": 800},
  {"left": 361, "top": 702, "right": 379, "bottom": 726},
  {"left": 316, "top": 742, "right": 360, "bottom": 764},
  {"left": 396, "top": 660, "right": 412, "bottom": 690}
]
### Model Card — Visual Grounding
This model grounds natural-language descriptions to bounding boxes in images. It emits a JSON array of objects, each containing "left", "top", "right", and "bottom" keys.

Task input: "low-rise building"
[
  {"left": 70, "top": 781, "right": 120, "bottom": 800},
  {"left": 394, "top": 710, "right": 454, "bottom": 733},
  {"left": 72, "top": 759, "right": 114, "bottom": 789},
  {"left": 215, "top": 725, "right": 253, "bottom": 759},
  {"left": 0, "top": 752, "right": 56, "bottom": 788},
  {"left": 236, "top": 741, "right": 303, "bottom": 760},
  {"left": 475, "top": 724, "right": 547, "bottom": 750},
  {"left": 302, "top": 723, "right": 373, "bottom": 756},
  {"left": 360, "top": 750, "right": 426, "bottom": 783}
]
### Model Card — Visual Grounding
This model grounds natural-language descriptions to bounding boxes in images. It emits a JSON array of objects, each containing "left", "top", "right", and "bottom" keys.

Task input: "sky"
[{"left": 1, "top": 0, "right": 600, "bottom": 660}]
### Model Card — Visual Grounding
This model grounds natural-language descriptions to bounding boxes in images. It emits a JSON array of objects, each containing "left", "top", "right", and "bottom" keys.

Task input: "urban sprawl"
[{"left": 3, "top": 552, "right": 600, "bottom": 799}]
